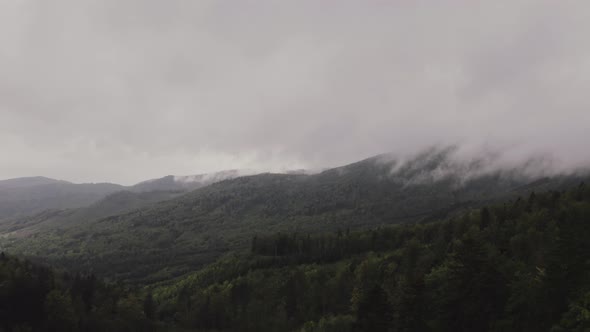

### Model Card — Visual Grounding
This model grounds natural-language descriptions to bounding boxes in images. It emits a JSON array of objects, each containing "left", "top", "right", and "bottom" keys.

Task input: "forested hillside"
[
  {"left": 3, "top": 1, "right": 588, "bottom": 331},
  {"left": 0, "top": 253, "right": 158, "bottom": 331},
  {"left": 131, "top": 170, "right": 259, "bottom": 193},
  {"left": 0, "top": 190, "right": 185, "bottom": 234},
  {"left": 1, "top": 164, "right": 589, "bottom": 331},
  {"left": 0, "top": 170, "right": 259, "bottom": 223},
  {"left": 0, "top": 150, "right": 585, "bottom": 283},
  {"left": 0, "top": 178, "right": 125, "bottom": 220},
  {"left": 148, "top": 183, "right": 590, "bottom": 332}
]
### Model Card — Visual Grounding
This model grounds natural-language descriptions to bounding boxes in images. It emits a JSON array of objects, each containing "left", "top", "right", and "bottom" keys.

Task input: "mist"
[{"left": 1, "top": 0, "right": 589, "bottom": 184}]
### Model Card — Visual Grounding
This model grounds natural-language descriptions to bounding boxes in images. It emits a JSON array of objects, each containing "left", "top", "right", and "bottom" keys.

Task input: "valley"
[{"left": 1, "top": 150, "right": 588, "bottom": 331}]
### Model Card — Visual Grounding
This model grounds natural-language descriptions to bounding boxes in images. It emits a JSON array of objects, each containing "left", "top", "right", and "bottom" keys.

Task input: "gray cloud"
[{"left": 0, "top": 0, "right": 589, "bottom": 184}]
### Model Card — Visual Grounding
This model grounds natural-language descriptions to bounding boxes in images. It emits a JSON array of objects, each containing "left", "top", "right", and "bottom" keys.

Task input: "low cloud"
[
  {"left": 0, "top": 1, "right": 589, "bottom": 184},
  {"left": 375, "top": 144, "right": 587, "bottom": 188}
]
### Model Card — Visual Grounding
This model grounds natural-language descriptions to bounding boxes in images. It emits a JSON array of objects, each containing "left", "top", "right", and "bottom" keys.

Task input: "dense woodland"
[
  {"left": 1, "top": 183, "right": 589, "bottom": 331},
  {"left": 147, "top": 183, "right": 590, "bottom": 331},
  {"left": 0, "top": 253, "right": 158, "bottom": 331},
  {"left": 1, "top": 151, "right": 584, "bottom": 284},
  {"left": 1, "top": 153, "right": 589, "bottom": 331}
]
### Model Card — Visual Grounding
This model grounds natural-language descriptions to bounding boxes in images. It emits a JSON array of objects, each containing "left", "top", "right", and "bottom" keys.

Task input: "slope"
[
  {"left": 131, "top": 170, "right": 260, "bottom": 193},
  {"left": 0, "top": 170, "right": 262, "bottom": 222},
  {"left": 0, "top": 149, "right": 586, "bottom": 282},
  {"left": 0, "top": 252, "right": 159, "bottom": 331},
  {"left": 150, "top": 183, "right": 590, "bottom": 332},
  {"left": 0, "top": 178, "right": 125, "bottom": 220},
  {"left": 0, "top": 189, "right": 186, "bottom": 235}
]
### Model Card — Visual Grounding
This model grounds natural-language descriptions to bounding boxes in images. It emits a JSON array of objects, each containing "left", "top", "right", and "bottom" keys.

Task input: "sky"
[{"left": 0, "top": 1, "right": 589, "bottom": 185}]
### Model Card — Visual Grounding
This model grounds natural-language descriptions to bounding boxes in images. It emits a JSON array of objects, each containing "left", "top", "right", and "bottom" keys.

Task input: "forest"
[
  {"left": 2, "top": 1, "right": 588, "bottom": 330},
  {"left": 141, "top": 182, "right": 589, "bottom": 331},
  {"left": 0, "top": 253, "right": 158, "bottom": 331},
  {"left": 1, "top": 176, "right": 589, "bottom": 331},
  {"left": 1, "top": 151, "right": 583, "bottom": 285}
]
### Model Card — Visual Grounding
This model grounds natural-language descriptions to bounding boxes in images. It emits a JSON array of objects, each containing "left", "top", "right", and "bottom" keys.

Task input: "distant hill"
[
  {"left": 1, "top": 148, "right": 586, "bottom": 282},
  {"left": 0, "top": 170, "right": 263, "bottom": 221},
  {"left": 0, "top": 176, "right": 66, "bottom": 189},
  {"left": 0, "top": 178, "right": 125, "bottom": 220},
  {"left": 131, "top": 169, "right": 260, "bottom": 192},
  {"left": 0, "top": 189, "right": 185, "bottom": 235}
]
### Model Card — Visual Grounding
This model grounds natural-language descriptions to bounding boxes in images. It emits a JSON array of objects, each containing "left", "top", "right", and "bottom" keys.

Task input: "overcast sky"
[{"left": 0, "top": 1, "right": 589, "bottom": 184}]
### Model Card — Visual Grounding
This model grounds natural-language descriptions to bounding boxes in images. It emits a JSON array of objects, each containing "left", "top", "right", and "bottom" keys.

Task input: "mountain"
[
  {"left": 1, "top": 148, "right": 586, "bottom": 282},
  {"left": 0, "top": 170, "right": 262, "bottom": 222},
  {"left": 131, "top": 169, "right": 260, "bottom": 193},
  {"left": 0, "top": 178, "right": 125, "bottom": 220},
  {"left": 149, "top": 183, "right": 590, "bottom": 332},
  {"left": 0, "top": 176, "right": 66, "bottom": 189},
  {"left": 2, "top": 177, "right": 589, "bottom": 332},
  {"left": 0, "top": 189, "right": 186, "bottom": 235}
]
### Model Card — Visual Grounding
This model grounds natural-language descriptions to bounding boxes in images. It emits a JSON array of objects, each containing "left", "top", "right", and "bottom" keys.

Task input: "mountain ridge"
[
  {"left": 2, "top": 148, "right": 587, "bottom": 282},
  {"left": 0, "top": 169, "right": 268, "bottom": 221}
]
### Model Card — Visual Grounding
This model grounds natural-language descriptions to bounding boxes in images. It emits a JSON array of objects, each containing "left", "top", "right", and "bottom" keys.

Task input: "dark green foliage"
[
  {"left": 1, "top": 153, "right": 585, "bottom": 284},
  {"left": 0, "top": 254, "right": 159, "bottom": 331},
  {"left": 1, "top": 154, "right": 589, "bottom": 331},
  {"left": 354, "top": 285, "right": 392, "bottom": 332},
  {"left": 147, "top": 184, "right": 590, "bottom": 332}
]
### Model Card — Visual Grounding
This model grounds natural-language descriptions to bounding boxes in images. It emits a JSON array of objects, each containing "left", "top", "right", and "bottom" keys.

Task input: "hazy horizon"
[
  {"left": 2, "top": 144, "right": 588, "bottom": 186},
  {"left": 1, "top": 1, "right": 589, "bottom": 184}
]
